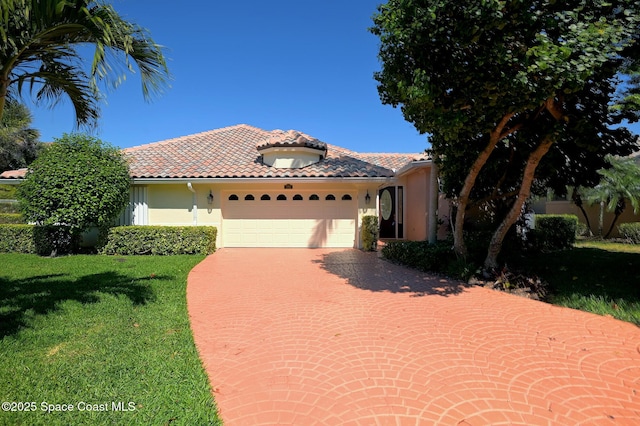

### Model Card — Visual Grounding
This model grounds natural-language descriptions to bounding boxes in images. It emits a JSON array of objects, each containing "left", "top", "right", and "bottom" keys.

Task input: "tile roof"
[
  {"left": 0, "top": 125, "right": 426, "bottom": 180},
  {"left": 124, "top": 124, "right": 423, "bottom": 179},
  {"left": 0, "top": 168, "right": 27, "bottom": 179},
  {"left": 256, "top": 130, "right": 327, "bottom": 152}
]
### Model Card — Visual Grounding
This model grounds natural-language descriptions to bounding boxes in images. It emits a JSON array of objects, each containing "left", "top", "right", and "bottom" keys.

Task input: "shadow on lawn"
[
  {"left": 516, "top": 247, "right": 640, "bottom": 301},
  {"left": 0, "top": 272, "right": 158, "bottom": 338},
  {"left": 315, "top": 250, "right": 469, "bottom": 297}
]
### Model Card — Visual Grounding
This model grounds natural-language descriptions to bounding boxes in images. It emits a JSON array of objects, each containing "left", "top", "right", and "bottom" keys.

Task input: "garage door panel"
[{"left": 223, "top": 194, "right": 356, "bottom": 248}]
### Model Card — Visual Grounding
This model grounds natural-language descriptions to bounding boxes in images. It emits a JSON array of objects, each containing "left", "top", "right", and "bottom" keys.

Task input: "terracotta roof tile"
[
  {"left": 125, "top": 124, "right": 422, "bottom": 179},
  {"left": 256, "top": 130, "right": 327, "bottom": 152},
  {"left": 0, "top": 168, "right": 27, "bottom": 179},
  {"left": 1, "top": 125, "right": 424, "bottom": 180}
]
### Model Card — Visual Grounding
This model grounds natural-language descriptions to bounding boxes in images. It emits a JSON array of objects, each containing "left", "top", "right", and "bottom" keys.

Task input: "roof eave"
[
  {"left": 394, "top": 159, "right": 432, "bottom": 178},
  {"left": 131, "top": 176, "right": 393, "bottom": 185},
  {"left": 0, "top": 179, "right": 23, "bottom": 184}
]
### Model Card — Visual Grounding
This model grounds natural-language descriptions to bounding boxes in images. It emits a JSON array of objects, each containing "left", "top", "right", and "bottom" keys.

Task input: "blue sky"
[
  {"left": 27, "top": 0, "right": 430, "bottom": 154},
  {"left": 25, "top": 0, "right": 639, "bottom": 154}
]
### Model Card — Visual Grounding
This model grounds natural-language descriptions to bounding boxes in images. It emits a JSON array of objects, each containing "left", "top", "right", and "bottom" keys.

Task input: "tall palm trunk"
[
  {"left": 484, "top": 137, "right": 554, "bottom": 270},
  {"left": 598, "top": 201, "right": 605, "bottom": 237}
]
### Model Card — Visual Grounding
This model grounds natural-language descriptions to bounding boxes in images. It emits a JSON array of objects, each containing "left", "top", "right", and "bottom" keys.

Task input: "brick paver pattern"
[{"left": 187, "top": 248, "right": 640, "bottom": 425}]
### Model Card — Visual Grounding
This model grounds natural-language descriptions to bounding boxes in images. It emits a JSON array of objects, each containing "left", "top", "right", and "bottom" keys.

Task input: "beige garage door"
[{"left": 223, "top": 192, "right": 356, "bottom": 248}]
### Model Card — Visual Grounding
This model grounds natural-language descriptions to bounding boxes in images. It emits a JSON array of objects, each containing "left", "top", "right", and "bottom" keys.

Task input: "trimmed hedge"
[
  {"left": 619, "top": 222, "right": 640, "bottom": 244},
  {"left": 0, "top": 224, "right": 80, "bottom": 255},
  {"left": 101, "top": 226, "right": 217, "bottom": 255},
  {"left": 531, "top": 214, "right": 578, "bottom": 251},
  {"left": 0, "top": 200, "right": 19, "bottom": 213},
  {"left": 0, "top": 225, "right": 36, "bottom": 253},
  {"left": 361, "top": 215, "right": 379, "bottom": 251},
  {"left": 0, "top": 213, "right": 24, "bottom": 224},
  {"left": 382, "top": 240, "right": 454, "bottom": 273}
]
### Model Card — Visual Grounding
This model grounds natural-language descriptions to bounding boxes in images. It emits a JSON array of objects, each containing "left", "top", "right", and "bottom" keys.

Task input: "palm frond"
[{"left": 0, "top": 0, "right": 170, "bottom": 126}]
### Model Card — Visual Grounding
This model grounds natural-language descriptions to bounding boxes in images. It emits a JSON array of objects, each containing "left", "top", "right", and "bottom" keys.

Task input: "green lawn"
[
  {"left": 0, "top": 254, "right": 221, "bottom": 425},
  {"left": 513, "top": 241, "right": 640, "bottom": 325}
]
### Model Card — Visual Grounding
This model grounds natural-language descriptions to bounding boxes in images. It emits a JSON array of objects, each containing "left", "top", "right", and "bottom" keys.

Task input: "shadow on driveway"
[{"left": 313, "top": 249, "right": 469, "bottom": 297}]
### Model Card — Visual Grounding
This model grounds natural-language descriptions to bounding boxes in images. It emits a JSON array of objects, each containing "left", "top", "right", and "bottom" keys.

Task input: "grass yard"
[
  {"left": 0, "top": 254, "right": 221, "bottom": 425},
  {"left": 513, "top": 241, "right": 640, "bottom": 325}
]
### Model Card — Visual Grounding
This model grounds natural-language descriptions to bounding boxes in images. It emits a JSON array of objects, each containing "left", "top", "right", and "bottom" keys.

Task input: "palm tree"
[
  {"left": 0, "top": 0, "right": 169, "bottom": 126},
  {"left": 585, "top": 155, "right": 640, "bottom": 238}
]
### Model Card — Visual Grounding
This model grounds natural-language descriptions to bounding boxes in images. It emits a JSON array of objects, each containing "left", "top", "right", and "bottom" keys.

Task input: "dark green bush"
[
  {"left": 361, "top": 215, "right": 378, "bottom": 251},
  {"left": 0, "top": 225, "right": 36, "bottom": 253},
  {"left": 619, "top": 222, "right": 640, "bottom": 244},
  {"left": 0, "top": 213, "right": 24, "bottom": 224},
  {"left": 382, "top": 240, "right": 454, "bottom": 273},
  {"left": 33, "top": 225, "right": 80, "bottom": 256},
  {"left": 530, "top": 214, "right": 578, "bottom": 251},
  {"left": 101, "top": 226, "right": 217, "bottom": 255}
]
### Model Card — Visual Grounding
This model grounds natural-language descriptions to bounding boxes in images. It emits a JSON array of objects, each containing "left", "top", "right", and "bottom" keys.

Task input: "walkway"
[{"left": 187, "top": 248, "right": 640, "bottom": 425}]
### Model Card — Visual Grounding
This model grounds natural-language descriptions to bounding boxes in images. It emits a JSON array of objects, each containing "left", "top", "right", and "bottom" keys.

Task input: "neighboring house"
[{"left": 0, "top": 124, "right": 445, "bottom": 248}]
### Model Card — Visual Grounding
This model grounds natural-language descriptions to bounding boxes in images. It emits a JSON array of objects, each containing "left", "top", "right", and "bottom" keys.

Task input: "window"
[
  {"left": 341, "top": 194, "right": 352, "bottom": 200},
  {"left": 325, "top": 194, "right": 336, "bottom": 200},
  {"left": 260, "top": 194, "right": 271, "bottom": 200},
  {"left": 228, "top": 194, "right": 239, "bottom": 201},
  {"left": 277, "top": 194, "right": 287, "bottom": 200},
  {"left": 244, "top": 194, "right": 255, "bottom": 201},
  {"left": 309, "top": 194, "right": 319, "bottom": 200},
  {"left": 293, "top": 194, "right": 303, "bottom": 200}
]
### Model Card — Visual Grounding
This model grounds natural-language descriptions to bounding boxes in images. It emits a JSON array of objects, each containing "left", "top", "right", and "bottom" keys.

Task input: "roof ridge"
[{"left": 124, "top": 124, "right": 270, "bottom": 152}]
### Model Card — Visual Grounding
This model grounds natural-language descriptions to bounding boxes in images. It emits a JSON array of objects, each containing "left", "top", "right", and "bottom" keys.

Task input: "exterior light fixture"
[
  {"left": 207, "top": 190, "right": 214, "bottom": 204},
  {"left": 365, "top": 190, "right": 371, "bottom": 205}
]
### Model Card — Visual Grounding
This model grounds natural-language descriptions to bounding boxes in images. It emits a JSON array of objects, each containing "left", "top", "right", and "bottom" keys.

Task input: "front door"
[
  {"left": 379, "top": 186, "right": 403, "bottom": 239},
  {"left": 379, "top": 187, "right": 396, "bottom": 238}
]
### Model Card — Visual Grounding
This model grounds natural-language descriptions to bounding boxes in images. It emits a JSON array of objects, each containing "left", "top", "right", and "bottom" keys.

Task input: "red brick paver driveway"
[{"left": 187, "top": 248, "right": 640, "bottom": 425}]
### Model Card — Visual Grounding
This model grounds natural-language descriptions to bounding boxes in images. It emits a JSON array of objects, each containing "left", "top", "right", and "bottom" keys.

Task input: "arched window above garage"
[
  {"left": 261, "top": 194, "right": 271, "bottom": 200},
  {"left": 309, "top": 194, "right": 319, "bottom": 200},
  {"left": 277, "top": 194, "right": 287, "bottom": 200},
  {"left": 228, "top": 194, "right": 239, "bottom": 201},
  {"left": 293, "top": 194, "right": 303, "bottom": 200},
  {"left": 244, "top": 194, "right": 255, "bottom": 201},
  {"left": 325, "top": 194, "right": 336, "bottom": 200},
  {"left": 341, "top": 194, "right": 352, "bottom": 200}
]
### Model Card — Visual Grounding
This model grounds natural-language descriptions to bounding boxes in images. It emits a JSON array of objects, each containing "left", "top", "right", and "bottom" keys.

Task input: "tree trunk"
[
  {"left": 0, "top": 78, "right": 7, "bottom": 123},
  {"left": 453, "top": 112, "right": 517, "bottom": 258},
  {"left": 572, "top": 191, "right": 594, "bottom": 237},
  {"left": 604, "top": 198, "right": 625, "bottom": 239},
  {"left": 598, "top": 201, "right": 605, "bottom": 237},
  {"left": 484, "top": 137, "right": 554, "bottom": 270}
]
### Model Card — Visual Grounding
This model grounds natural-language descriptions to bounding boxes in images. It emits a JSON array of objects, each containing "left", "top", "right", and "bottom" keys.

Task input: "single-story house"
[{"left": 0, "top": 124, "right": 446, "bottom": 249}]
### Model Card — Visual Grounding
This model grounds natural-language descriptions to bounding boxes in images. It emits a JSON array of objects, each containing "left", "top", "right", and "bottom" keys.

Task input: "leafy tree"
[
  {"left": 0, "top": 0, "right": 169, "bottom": 126},
  {"left": 17, "top": 133, "right": 130, "bottom": 255},
  {"left": 371, "top": 0, "right": 640, "bottom": 269},
  {"left": 0, "top": 100, "right": 42, "bottom": 172},
  {"left": 584, "top": 155, "right": 640, "bottom": 238}
]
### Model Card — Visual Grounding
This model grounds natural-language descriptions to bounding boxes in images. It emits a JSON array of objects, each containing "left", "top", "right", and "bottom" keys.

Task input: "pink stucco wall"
[{"left": 404, "top": 170, "right": 430, "bottom": 241}]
